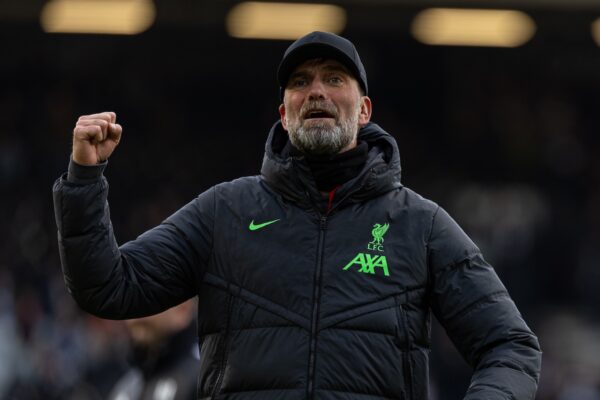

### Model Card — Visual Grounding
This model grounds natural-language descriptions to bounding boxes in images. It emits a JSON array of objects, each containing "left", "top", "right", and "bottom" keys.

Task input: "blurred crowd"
[{"left": 1, "top": 26, "right": 599, "bottom": 400}]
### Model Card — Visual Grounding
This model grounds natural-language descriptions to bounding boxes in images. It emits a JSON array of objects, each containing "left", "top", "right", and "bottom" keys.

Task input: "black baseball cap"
[{"left": 277, "top": 31, "right": 368, "bottom": 100}]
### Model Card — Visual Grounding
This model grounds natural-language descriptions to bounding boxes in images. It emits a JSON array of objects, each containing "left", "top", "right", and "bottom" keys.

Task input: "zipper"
[
  {"left": 397, "top": 301, "right": 413, "bottom": 400},
  {"left": 307, "top": 215, "right": 327, "bottom": 399}
]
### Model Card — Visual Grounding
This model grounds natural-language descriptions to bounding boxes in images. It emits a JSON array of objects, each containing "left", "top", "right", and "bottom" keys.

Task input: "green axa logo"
[{"left": 343, "top": 223, "right": 390, "bottom": 277}]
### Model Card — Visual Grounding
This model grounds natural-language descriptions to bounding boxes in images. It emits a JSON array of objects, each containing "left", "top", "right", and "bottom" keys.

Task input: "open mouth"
[{"left": 304, "top": 109, "right": 335, "bottom": 119}]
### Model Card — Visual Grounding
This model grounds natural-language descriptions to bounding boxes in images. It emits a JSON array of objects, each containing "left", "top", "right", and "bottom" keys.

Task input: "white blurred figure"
[{"left": 0, "top": 271, "right": 27, "bottom": 399}]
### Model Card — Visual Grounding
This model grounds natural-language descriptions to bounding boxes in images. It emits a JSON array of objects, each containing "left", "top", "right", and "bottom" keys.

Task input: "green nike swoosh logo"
[{"left": 249, "top": 219, "right": 280, "bottom": 231}]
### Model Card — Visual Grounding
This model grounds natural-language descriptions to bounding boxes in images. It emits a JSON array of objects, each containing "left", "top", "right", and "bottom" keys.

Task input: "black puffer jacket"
[{"left": 53, "top": 121, "right": 541, "bottom": 400}]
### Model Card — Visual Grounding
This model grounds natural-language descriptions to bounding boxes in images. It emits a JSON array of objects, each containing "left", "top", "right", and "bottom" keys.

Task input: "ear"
[
  {"left": 278, "top": 103, "right": 288, "bottom": 130},
  {"left": 358, "top": 96, "right": 372, "bottom": 126}
]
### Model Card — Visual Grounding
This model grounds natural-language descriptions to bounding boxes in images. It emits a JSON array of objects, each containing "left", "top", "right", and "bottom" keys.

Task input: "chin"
[{"left": 303, "top": 119, "right": 336, "bottom": 129}]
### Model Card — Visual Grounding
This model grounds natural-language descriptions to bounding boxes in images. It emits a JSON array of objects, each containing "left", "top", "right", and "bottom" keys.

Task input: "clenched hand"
[{"left": 72, "top": 111, "right": 123, "bottom": 165}]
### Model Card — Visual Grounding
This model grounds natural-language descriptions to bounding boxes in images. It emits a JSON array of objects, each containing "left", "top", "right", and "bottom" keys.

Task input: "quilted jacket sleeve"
[
  {"left": 52, "top": 160, "right": 214, "bottom": 319},
  {"left": 427, "top": 206, "right": 541, "bottom": 400}
]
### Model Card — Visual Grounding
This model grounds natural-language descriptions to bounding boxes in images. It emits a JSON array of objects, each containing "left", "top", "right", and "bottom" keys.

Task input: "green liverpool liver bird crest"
[{"left": 368, "top": 223, "right": 389, "bottom": 252}]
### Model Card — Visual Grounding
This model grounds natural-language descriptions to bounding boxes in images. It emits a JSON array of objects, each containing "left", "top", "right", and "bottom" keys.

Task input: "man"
[
  {"left": 107, "top": 300, "right": 199, "bottom": 400},
  {"left": 53, "top": 32, "right": 541, "bottom": 399}
]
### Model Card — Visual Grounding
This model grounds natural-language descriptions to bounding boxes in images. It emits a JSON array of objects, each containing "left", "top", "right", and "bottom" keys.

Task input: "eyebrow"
[{"left": 288, "top": 71, "right": 308, "bottom": 81}]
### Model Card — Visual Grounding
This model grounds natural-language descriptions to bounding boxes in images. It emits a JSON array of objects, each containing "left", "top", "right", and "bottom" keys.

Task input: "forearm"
[
  {"left": 428, "top": 207, "right": 541, "bottom": 399},
  {"left": 464, "top": 355, "right": 540, "bottom": 400},
  {"left": 433, "top": 258, "right": 541, "bottom": 399},
  {"left": 53, "top": 160, "right": 199, "bottom": 319},
  {"left": 448, "top": 284, "right": 540, "bottom": 399}
]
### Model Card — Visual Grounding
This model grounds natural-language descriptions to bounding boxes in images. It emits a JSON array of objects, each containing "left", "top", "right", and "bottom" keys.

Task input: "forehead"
[{"left": 290, "top": 58, "right": 353, "bottom": 76}]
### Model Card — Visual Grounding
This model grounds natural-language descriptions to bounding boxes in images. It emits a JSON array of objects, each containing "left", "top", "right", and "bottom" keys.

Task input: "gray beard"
[{"left": 287, "top": 106, "right": 360, "bottom": 156}]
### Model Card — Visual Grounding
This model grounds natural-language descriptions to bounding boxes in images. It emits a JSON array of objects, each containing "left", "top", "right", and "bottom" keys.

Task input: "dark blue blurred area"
[{"left": 1, "top": 6, "right": 599, "bottom": 399}]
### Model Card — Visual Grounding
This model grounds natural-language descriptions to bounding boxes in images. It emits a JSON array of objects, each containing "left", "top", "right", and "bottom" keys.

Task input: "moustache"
[{"left": 300, "top": 100, "right": 339, "bottom": 120}]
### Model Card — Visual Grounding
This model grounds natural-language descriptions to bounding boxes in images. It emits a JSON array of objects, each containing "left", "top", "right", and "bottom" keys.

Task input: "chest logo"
[
  {"left": 368, "top": 223, "right": 389, "bottom": 252},
  {"left": 342, "top": 223, "right": 390, "bottom": 277},
  {"left": 249, "top": 219, "right": 280, "bottom": 231}
]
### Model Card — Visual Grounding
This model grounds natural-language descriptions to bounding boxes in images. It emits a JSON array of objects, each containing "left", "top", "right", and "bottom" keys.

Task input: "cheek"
[
  {"left": 339, "top": 101, "right": 358, "bottom": 118},
  {"left": 286, "top": 100, "right": 303, "bottom": 119},
  {"left": 333, "top": 92, "right": 361, "bottom": 117}
]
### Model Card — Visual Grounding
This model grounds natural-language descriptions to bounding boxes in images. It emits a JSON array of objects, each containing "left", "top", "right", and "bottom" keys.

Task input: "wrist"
[{"left": 67, "top": 156, "right": 107, "bottom": 183}]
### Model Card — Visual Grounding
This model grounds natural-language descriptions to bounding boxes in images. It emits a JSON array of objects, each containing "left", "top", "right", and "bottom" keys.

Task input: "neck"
[
  {"left": 337, "top": 138, "right": 358, "bottom": 154},
  {"left": 302, "top": 141, "right": 369, "bottom": 192}
]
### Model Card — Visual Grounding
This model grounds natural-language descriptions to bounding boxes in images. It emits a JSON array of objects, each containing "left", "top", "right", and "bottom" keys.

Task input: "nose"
[{"left": 307, "top": 79, "right": 327, "bottom": 101}]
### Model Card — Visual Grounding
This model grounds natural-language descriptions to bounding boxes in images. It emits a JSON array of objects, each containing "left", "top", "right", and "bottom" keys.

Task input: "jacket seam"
[
  {"left": 425, "top": 206, "right": 439, "bottom": 312},
  {"left": 210, "top": 186, "right": 216, "bottom": 257},
  {"left": 202, "top": 274, "right": 310, "bottom": 329},
  {"left": 211, "top": 293, "right": 234, "bottom": 397},
  {"left": 320, "top": 301, "right": 397, "bottom": 330},
  {"left": 136, "top": 241, "right": 184, "bottom": 289},
  {"left": 324, "top": 325, "right": 401, "bottom": 337},
  {"left": 216, "top": 388, "right": 301, "bottom": 394},
  {"left": 397, "top": 301, "right": 413, "bottom": 400},
  {"left": 200, "top": 186, "right": 217, "bottom": 284},
  {"left": 476, "top": 357, "right": 541, "bottom": 383},
  {"left": 434, "top": 251, "right": 482, "bottom": 275},
  {"left": 200, "top": 324, "right": 300, "bottom": 337},
  {"left": 315, "top": 388, "right": 400, "bottom": 399},
  {"left": 59, "top": 182, "right": 65, "bottom": 240},
  {"left": 307, "top": 217, "right": 327, "bottom": 399},
  {"left": 452, "top": 291, "right": 509, "bottom": 322},
  {"left": 319, "top": 285, "right": 427, "bottom": 329},
  {"left": 426, "top": 205, "right": 483, "bottom": 275},
  {"left": 468, "top": 382, "right": 515, "bottom": 400},
  {"left": 190, "top": 187, "right": 217, "bottom": 286},
  {"left": 61, "top": 227, "right": 106, "bottom": 240},
  {"left": 128, "top": 240, "right": 199, "bottom": 300},
  {"left": 426, "top": 205, "right": 440, "bottom": 246}
]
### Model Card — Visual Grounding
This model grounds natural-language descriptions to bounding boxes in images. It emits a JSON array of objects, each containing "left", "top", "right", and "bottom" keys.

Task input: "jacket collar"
[{"left": 260, "top": 120, "right": 402, "bottom": 212}]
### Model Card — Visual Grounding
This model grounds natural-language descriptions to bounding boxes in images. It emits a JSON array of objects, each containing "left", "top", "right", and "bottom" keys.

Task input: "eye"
[
  {"left": 327, "top": 75, "right": 344, "bottom": 85},
  {"left": 289, "top": 77, "right": 308, "bottom": 88}
]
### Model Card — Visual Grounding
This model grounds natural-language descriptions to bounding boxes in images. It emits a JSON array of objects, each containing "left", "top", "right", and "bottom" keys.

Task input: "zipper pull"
[{"left": 320, "top": 216, "right": 327, "bottom": 230}]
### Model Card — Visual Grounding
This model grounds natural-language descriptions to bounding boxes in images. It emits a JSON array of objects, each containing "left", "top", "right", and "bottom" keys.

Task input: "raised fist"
[{"left": 72, "top": 111, "right": 123, "bottom": 165}]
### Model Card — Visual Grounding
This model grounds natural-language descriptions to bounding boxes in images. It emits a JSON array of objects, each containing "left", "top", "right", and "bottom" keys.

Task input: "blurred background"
[{"left": 1, "top": 0, "right": 599, "bottom": 399}]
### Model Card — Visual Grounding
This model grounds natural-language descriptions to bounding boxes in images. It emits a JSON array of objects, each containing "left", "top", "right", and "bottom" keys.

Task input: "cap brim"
[{"left": 277, "top": 43, "right": 362, "bottom": 92}]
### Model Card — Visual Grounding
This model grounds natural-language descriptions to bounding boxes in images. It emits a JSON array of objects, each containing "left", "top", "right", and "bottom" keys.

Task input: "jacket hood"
[{"left": 260, "top": 120, "right": 402, "bottom": 210}]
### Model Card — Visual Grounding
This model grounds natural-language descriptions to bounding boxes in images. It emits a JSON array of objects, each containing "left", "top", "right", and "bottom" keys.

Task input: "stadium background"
[{"left": 1, "top": 0, "right": 599, "bottom": 398}]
